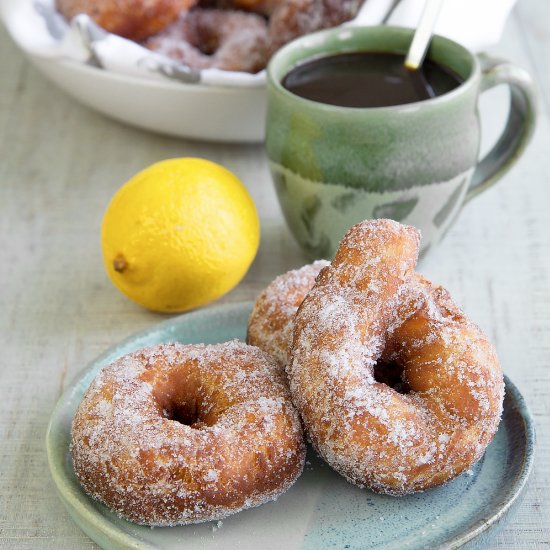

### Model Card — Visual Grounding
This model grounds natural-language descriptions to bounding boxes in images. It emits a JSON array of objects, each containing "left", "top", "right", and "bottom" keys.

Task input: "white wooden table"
[{"left": 1, "top": 1, "right": 549, "bottom": 547}]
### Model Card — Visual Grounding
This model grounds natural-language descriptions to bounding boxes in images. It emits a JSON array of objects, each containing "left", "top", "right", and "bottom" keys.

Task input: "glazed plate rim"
[{"left": 46, "top": 301, "right": 536, "bottom": 550}]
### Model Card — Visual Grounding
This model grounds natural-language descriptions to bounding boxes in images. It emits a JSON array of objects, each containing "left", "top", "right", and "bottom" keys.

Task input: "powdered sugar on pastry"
[
  {"left": 71, "top": 341, "right": 305, "bottom": 525},
  {"left": 247, "top": 260, "right": 329, "bottom": 366},
  {"left": 289, "top": 219, "right": 504, "bottom": 495}
]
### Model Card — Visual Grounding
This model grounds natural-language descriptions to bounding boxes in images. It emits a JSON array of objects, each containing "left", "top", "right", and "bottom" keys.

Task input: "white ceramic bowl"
[
  {"left": 26, "top": 54, "right": 267, "bottom": 142},
  {"left": 2, "top": 0, "right": 516, "bottom": 143}
]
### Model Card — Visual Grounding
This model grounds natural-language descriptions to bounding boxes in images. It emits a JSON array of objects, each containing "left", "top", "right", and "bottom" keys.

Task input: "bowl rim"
[{"left": 27, "top": 51, "right": 269, "bottom": 94}]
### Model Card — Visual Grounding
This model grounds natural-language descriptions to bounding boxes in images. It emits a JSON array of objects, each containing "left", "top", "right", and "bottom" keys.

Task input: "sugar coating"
[
  {"left": 71, "top": 341, "right": 305, "bottom": 526},
  {"left": 145, "top": 9, "right": 269, "bottom": 73},
  {"left": 289, "top": 219, "right": 504, "bottom": 496},
  {"left": 247, "top": 260, "right": 329, "bottom": 366},
  {"left": 269, "top": 0, "right": 365, "bottom": 52}
]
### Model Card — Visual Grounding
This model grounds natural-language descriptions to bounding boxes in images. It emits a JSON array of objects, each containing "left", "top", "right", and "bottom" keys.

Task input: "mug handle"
[{"left": 465, "top": 54, "right": 538, "bottom": 203}]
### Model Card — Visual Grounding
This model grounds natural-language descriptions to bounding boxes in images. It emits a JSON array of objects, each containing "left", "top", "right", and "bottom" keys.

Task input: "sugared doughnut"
[
  {"left": 289, "top": 219, "right": 504, "bottom": 495},
  {"left": 199, "top": 0, "right": 280, "bottom": 16},
  {"left": 268, "top": 0, "right": 365, "bottom": 53},
  {"left": 145, "top": 9, "right": 269, "bottom": 73},
  {"left": 247, "top": 260, "right": 328, "bottom": 366},
  {"left": 56, "top": 0, "right": 196, "bottom": 41},
  {"left": 224, "top": 0, "right": 280, "bottom": 15},
  {"left": 71, "top": 341, "right": 305, "bottom": 525}
]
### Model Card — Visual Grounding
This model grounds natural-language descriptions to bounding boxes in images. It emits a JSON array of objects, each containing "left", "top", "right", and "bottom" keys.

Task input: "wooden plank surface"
[{"left": 0, "top": 0, "right": 549, "bottom": 547}]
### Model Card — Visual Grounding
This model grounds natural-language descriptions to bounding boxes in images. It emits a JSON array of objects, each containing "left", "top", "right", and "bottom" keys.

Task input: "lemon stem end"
[{"left": 113, "top": 254, "right": 128, "bottom": 273}]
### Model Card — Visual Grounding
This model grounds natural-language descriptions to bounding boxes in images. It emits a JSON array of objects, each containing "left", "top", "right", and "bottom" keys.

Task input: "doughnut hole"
[
  {"left": 187, "top": 24, "right": 219, "bottom": 56},
  {"left": 140, "top": 365, "right": 233, "bottom": 429},
  {"left": 373, "top": 359, "right": 411, "bottom": 394}
]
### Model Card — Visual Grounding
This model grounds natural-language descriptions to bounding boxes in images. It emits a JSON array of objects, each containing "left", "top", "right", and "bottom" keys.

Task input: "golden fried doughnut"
[
  {"left": 56, "top": 0, "right": 196, "bottom": 41},
  {"left": 199, "top": 0, "right": 280, "bottom": 16},
  {"left": 71, "top": 342, "right": 305, "bottom": 525},
  {"left": 268, "top": 0, "right": 364, "bottom": 53},
  {"left": 247, "top": 260, "right": 329, "bottom": 366},
  {"left": 289, "top": 219, "right": 504, "bottom": 495},
  {"left": 226, "top": 0, "right": 280, "bottom": 15},
  {"left": 145, "top": 9, "right": 269, "bottom": 73}
]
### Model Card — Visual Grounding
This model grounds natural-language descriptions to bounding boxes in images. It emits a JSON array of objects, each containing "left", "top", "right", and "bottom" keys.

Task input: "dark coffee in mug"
[{"left": 282, "top": 51, "right": 464, "bottom": 108}]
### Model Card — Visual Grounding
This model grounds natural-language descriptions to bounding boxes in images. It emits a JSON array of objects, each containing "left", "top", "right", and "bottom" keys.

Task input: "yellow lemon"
[{"left": 101, "top": 158, "right": 260, "bottom": 312}]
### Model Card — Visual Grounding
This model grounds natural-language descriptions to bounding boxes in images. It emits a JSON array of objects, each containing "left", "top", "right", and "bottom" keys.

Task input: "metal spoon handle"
[{"left": 404, "top": 0, "right": 444, "bottom": 70}]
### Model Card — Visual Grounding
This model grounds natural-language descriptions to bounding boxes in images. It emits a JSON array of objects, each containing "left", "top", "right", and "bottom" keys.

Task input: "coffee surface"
[{"left": 282, "top": 51, "right": 464, "bottom": 108}]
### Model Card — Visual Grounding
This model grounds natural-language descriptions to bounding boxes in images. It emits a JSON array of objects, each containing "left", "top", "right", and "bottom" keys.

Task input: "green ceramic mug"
[{"left": 266, "top": 26, "right": 537, "bottom": 259}]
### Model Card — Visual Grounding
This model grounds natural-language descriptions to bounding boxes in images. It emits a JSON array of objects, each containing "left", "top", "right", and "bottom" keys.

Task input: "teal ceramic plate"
[{"left": 47, "top": 302, "right": 535, "bottom": 550}]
